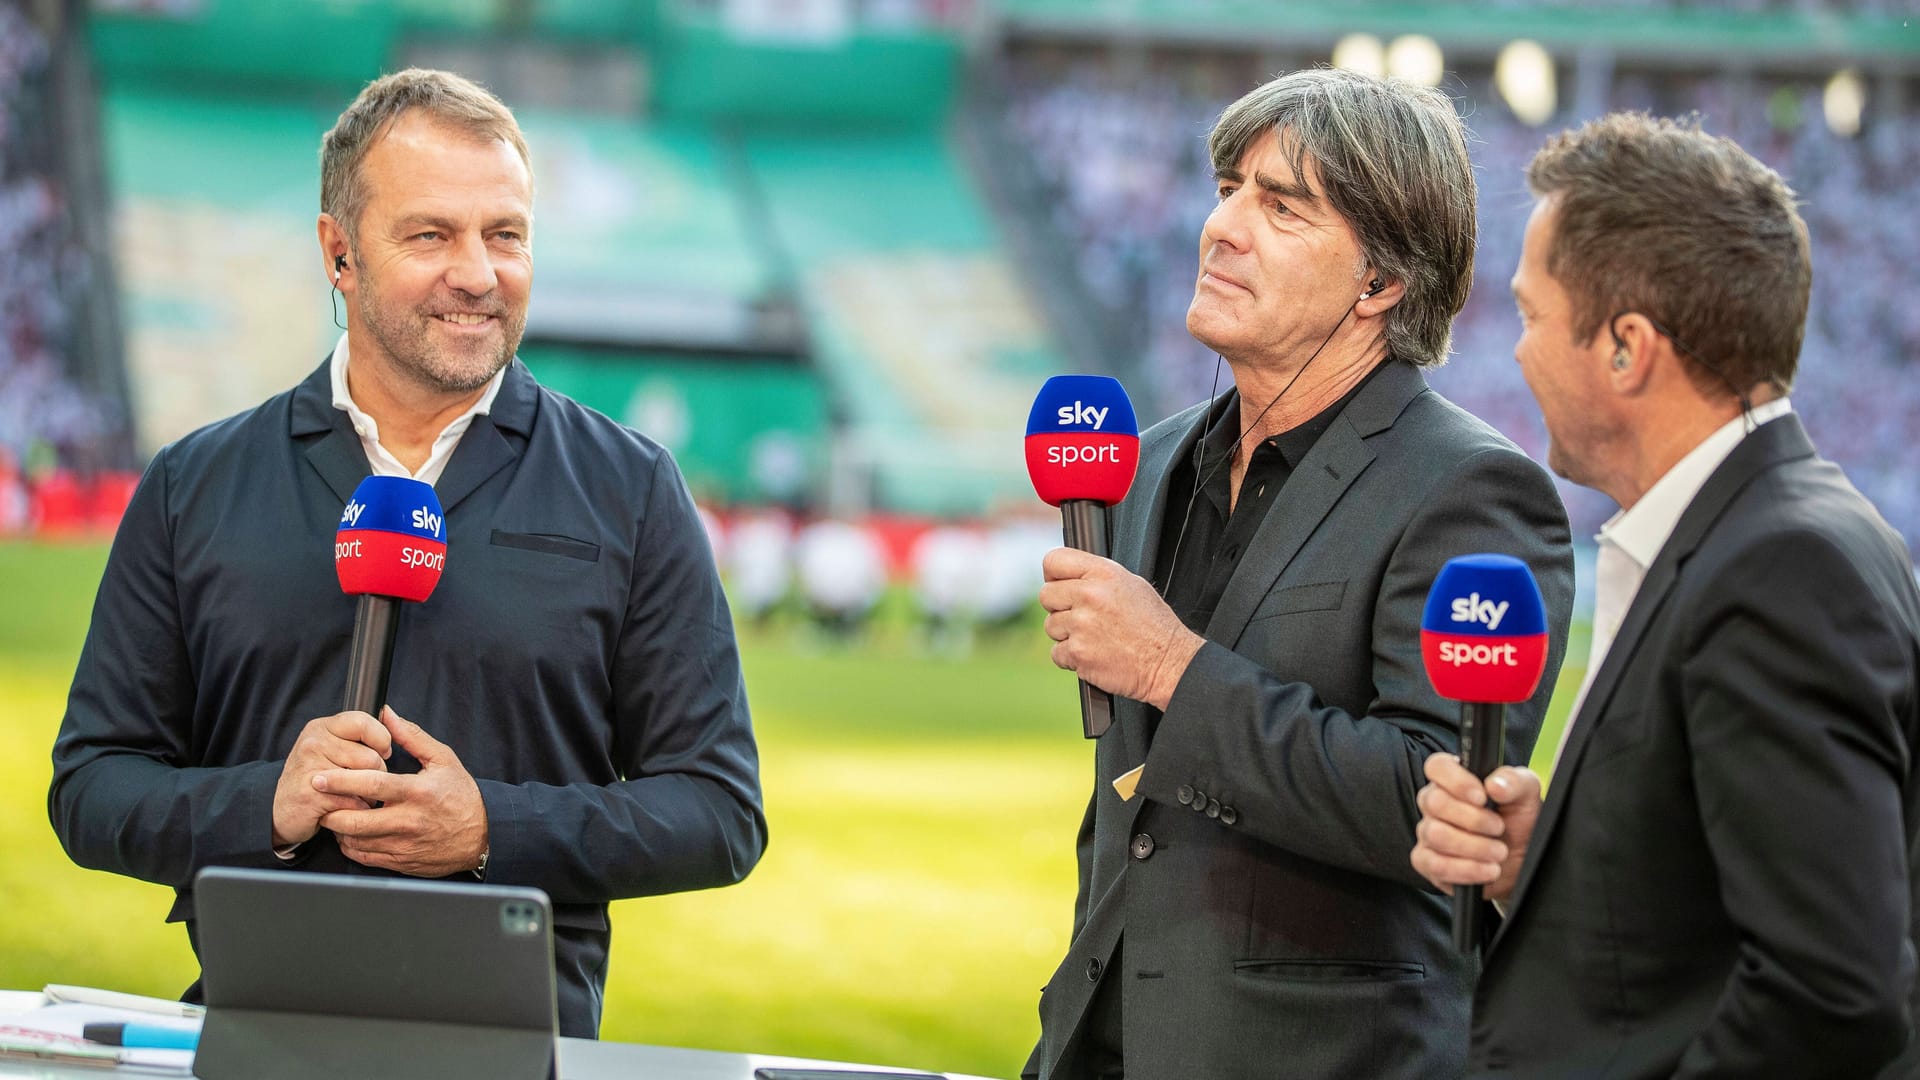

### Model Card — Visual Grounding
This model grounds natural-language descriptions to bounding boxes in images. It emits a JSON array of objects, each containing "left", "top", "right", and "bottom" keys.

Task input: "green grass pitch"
[{"left": 0, "top": 540, "right": 1583, "bottom": 1077}]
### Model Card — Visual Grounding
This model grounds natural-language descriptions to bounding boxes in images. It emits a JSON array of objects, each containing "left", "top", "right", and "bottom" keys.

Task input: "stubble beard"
[{"left": 357, "top": 267, "right": 523, "bottom": 394}]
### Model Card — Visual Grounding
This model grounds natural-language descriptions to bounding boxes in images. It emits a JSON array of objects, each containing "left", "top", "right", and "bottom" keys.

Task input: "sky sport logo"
[
  {"left": 334, "top": 476, "right": 448, "bottom": 603},
  {"left": 1420, "top": 555, "right": 1549, "bottom": 705},
  {"left": 1025, "top": 375, "right": 1140, "bottom": 508}
]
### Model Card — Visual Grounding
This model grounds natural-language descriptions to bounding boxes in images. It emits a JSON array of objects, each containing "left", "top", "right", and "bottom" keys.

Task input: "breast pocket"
[
  {"left": 478, "top": 530, "right": 612, "bottom": 640},
  {"left": 1248, "top": 579, "right": 1347, "bottom": 623},
  {"left": 490, "top": 530, "right": 601, "bottom": 563},
  {"left": 1576, "top": 708, "right": 1652, "bottom": 771}
]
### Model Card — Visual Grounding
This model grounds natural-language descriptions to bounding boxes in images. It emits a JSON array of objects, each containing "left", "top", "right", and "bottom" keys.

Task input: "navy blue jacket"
[{"left": 49, "top": 357, "right": 767, "bottom": 1038}]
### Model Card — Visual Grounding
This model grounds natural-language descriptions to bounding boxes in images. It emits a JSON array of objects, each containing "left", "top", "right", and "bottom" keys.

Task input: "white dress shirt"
[
  {"left": 328, "top": 333, "right": 505, "bottom": 486},
  {"left": 1549, "top": 397, "right": 1794, "bottom": 776}
]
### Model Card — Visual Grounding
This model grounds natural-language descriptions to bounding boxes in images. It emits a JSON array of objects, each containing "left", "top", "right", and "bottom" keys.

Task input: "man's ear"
[
  {"left": 317, "top": 214, "right": 352, "bottom": 290},
  {"left": 1355, "top": 275, "right": 1404, "bottom": 318},
  {"left": 1606, "top": 312, "right": 1661, "bottom": 395}
]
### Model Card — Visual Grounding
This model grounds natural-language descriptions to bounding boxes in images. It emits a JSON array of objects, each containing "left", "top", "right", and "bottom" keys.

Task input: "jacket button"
[
  {"left": 1220, "top": 806, "right": 1238, "bottom": 825},
  {"left": 1190, "top": 789, "right": 1208, "bottom": 811},
  {"left": 1130, "top": 833, "right": 1155, "bottom": 860},
  {"left": 1205, "top": 798, "right": 1221, "bottom": 819},
  {"left": 1086, "top": 958, "right": 1103, "bottom": 982},
  {"left": 1176, "top": 785, "right": 1195, "bottom": 806}
]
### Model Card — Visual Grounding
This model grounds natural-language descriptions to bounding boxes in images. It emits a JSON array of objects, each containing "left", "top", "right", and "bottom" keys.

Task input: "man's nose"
[
  {"left": 1200, "top": 192, "right": 1251, "bottom": 253},
  {"left": 442, "top": 232, "right": 498, "bottom": 297}
]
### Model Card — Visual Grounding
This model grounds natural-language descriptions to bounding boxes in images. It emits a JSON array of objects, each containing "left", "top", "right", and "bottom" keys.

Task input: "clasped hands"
[
  {"left": 1040, "top": 547, "right": 1204, "bottom": 711},
  {"left": 270, "top": 705, "right": 488, "bottom": 878}
]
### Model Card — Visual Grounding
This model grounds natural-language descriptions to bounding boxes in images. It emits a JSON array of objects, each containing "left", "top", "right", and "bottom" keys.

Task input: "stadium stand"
[
  {"left": 994, "top": 41, "right": 1920, "bottom": 551},
  {"left": 7, "top": 0, "right": 1914, "bottom": 556},
  {"left": 0, "top": 3, "right": 131, "bottom": 531},
  {"left": 69, "top": 0, "right": 1065, "bottom": 520}
]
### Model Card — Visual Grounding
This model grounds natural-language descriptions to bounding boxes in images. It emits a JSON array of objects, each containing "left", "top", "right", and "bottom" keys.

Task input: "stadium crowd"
[
  {"left": 0, "top": 3, "right": 125, "bottom": 530},
  {"left": 1001, "top": 54, "right": 1920, "bottom": 552}
]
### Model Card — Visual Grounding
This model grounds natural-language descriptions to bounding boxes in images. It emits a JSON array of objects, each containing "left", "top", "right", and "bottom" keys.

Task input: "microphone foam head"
[
  {"left": 1025, "top": 375, "right": 1140, "bottom": 507},
  {"left": 1419, "top": 554, "right": 1549, "bottom": 704},
  {"left": 335, "top": 475, "right": 447, "bottom": 603}
]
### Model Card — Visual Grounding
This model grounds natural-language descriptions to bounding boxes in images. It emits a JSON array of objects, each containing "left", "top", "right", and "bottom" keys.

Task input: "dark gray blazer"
[
  {"left": 49, "top": 357, "right": 767, "bottom": 1039},
  {"left": 1470, "top": 415, "right": 1920, "bottom": 1078},
  {"left": 1028, "top": 359, "right": 1575, "bottom": 1080}
]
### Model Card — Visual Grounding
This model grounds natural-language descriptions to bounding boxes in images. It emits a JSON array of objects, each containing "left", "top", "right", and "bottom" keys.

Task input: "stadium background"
[{"left": 1, "top": 0, "right": 1913, "bottom": 1074}]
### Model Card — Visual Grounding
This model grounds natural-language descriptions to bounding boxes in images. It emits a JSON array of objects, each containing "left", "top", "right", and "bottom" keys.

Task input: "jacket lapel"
[
  {"left": 290, "top": 354, "right": 539, "bottom": 515},
  {"left": 1107, "top": 401, "right": 1214, "bottom": 768},
  {"left": 432, "top": 360, "right": 536, "bottom": 515},
  {"left": 1113, "top": 398, "right": 1213, "bottom": 587},
  {"left": 1494, "top": 414, "right": 1820, "bottom": 935},
  {"left": 290, "top": 358, "right": 368, "bottom": 505},
  {"left": 1203, "top": 360, "right": 1424, "bottom": 649}
]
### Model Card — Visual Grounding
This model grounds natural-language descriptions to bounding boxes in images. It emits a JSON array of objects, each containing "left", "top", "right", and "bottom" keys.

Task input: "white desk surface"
[{"left": 0, "top": 990, "right": 1001, "bottom": 1080}]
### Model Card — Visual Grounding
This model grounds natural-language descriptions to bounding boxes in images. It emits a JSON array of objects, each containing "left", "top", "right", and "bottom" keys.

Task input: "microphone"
[
  {"left": 1024, "top": 375, "right": 1140, "bottom": 738},
  {"left": 1418, "top": 553, "right": 1548, "bottom": 952},
  {"left": 334, "top": 476, "right": 447, "bottom": 716}
]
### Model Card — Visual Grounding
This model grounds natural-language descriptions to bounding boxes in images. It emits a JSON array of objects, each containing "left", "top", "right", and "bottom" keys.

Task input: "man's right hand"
[
  {"left": 271, "top": 711, "right": 393, "bottom": 848},
  {"left": 1410, "top": 753, "right": 1542, "bottom": 903}
]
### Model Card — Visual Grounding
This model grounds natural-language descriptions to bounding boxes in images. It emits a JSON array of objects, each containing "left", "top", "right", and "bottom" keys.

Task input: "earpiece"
[
  {"left": 1612, "top": 348, "right": 1630, "bottom": 370},
  {"left": 1359, "top": 277, "right": 1384, "bottom": 301},
  {"left": 333, "top": 254, "right": 347, "bottom": 282}
]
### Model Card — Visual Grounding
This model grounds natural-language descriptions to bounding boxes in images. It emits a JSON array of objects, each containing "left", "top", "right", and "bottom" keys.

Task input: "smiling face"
[
  {"left": 344, "top": 110, "right": 532, "bottom": 394},
  {"left": 1185, "top": 127, "right": 1372, "bottom": 367},
  {"left": 1511, "top": 197, "right": 1619, "bottom": 488}
]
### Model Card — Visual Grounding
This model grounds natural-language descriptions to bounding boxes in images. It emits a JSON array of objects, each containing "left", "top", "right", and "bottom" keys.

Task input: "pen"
[{"left": 81, "top": 1022, "right": 200, "bottom": 1051}]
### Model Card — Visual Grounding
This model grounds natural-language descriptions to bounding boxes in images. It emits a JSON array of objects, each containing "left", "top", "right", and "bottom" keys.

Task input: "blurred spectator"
[
  {"left": 910, "top": 522, "right": 989, "bottom": 653},
  {"left": 794, "top": 518, "right": 889, "bottom": 638},
  {"left": 0, "top": 3, "right": 124, "bottom": 479},
  {"left": 976, "top": 515, "right": 1059, "bottom": 633},
  {"left": 0, "top": 446, "right": 26, "bottom": 534},
  {"left": 727, "top": 509, "right": 797, "bottom": 625}
]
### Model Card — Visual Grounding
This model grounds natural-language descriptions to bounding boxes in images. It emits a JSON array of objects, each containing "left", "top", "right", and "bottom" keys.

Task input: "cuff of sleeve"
[
  {"left": 218, "top": 760, "right": 313, "bottom": 870},
  {"left": 473, "top": 779, "right": 526, "bottom": 884},
  {"left": 1135, "top": 641, "right": 1245, "bottom": 805}
]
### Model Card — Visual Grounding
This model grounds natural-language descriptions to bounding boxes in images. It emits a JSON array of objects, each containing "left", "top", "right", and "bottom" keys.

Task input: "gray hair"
[
  {"left": 320, "top": 68, "right": 531, "bottom": 249},
  {"left": 1207, "top": 68, "right": 1476, "bottom": 367}
]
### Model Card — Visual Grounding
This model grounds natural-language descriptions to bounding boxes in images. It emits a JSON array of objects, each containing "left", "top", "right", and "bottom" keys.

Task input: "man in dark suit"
[
  {"left": 47, "top": 69, "right": 766, "bottom": 1039},
  {"left": 1027, "top": 69, "right": 1574, "bottom": 1079},
  {"left": 1412, "top": 113, "right": 1920, "bottom": 1077}
]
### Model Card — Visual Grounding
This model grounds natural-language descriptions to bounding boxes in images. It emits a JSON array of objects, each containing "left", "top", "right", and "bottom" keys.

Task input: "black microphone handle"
[
  {"left": 1060, "top": 499, "right": 1115, "bottom": 739},
  {"left": 1453, "top": 700, "right": 1507, "bottom": 952},
  {"left": 341, "top": 593, "right": 401, "bottom": 716}
]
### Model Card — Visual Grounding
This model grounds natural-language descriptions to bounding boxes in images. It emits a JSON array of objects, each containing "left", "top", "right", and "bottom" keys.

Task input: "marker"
[{"left": 81, "top": 1021, "right": 200, "bottom": 1051}]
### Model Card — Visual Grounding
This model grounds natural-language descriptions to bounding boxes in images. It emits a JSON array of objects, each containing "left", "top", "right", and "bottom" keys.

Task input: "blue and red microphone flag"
[
  {"left": 334, "top": 475, "right": 447, "bottom": 603},
  {"left": 1024, "top": 375, "right": 1140, "bottom": 507},
  {"left": 1419, "top": 554, "right": 1549, "bottom": 705}
]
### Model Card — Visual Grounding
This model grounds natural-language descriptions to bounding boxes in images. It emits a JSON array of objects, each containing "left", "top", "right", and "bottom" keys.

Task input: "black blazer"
[
  {"left": 48, "top": 358, "right": 768, "bottom": 1038},
  {"left": 1471, "top": 415, "right": 1920, "bottom": 1078},
  {"left": 1028, "top": 360, "right": 1575, "bottom": 1080}
]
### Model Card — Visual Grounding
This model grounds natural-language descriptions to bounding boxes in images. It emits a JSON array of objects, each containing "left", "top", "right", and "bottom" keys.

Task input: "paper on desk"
[
  {"left": 44, "top": 985, "right": 205, "bottom": 1019},
  {"left": 8, "top": 1002, "right": 198, "bottom": 1071}
]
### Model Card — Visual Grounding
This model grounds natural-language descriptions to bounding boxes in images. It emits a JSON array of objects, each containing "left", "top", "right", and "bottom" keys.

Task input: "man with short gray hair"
[
  {"left": 50, "top": 69, "right": 767, "bottom": 1038},
  {"left": 1030, "top": 68, "right": 1574, "bottom": 1078}
]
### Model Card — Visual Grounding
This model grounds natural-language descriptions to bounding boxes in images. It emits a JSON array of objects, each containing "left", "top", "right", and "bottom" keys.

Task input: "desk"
[{"left": 0, "top": 992, "right": 1001, "bottom": 1080}]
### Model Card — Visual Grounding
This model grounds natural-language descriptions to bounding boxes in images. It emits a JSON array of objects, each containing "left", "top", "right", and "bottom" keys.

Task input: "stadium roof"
[{"left": 991, "top": 1, "right": 1920, "bottom": 72}]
